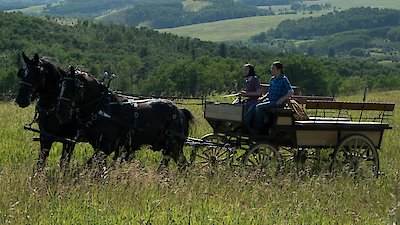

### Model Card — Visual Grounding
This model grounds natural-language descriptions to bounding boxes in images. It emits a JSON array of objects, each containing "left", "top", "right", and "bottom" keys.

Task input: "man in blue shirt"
[{"left": 245, "top": 61, "right": 294, "bottom": 132}]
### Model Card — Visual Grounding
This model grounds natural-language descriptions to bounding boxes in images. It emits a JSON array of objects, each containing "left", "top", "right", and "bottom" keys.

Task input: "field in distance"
[
  {"left": 158, "top": 12, "right": 324, "bottom": 42},
  {"left": 159, "top": 0, "right": 400, "bottom": 42}
]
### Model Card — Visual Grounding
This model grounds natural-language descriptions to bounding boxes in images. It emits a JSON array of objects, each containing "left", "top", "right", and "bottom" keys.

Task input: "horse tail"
[{"left": 179, "top": 108, "right": 194, "bottom": 136}]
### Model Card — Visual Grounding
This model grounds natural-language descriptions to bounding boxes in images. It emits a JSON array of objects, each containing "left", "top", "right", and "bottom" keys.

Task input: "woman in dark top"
[{"left": 239, "top": 63, "right": 262, "bottom": 112}]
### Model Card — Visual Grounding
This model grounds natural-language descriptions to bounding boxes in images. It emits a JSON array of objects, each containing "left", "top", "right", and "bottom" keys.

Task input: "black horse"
[
  {"left": 56, "top": 67, "right": 194, "bottom": 170},
  {"left": 15, "top": 52, "right": 78, "bottom": 171}
]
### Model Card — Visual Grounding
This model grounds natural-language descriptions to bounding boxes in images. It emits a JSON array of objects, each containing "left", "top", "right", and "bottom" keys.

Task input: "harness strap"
[{"left": 19, "top": 81, "right": 33, "bottom": 87}]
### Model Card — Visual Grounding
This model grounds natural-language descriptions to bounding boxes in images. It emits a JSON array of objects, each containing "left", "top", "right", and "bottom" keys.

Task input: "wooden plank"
[
  {"left": 306, "top": 100, "right": 395, "bottom": 111},
  {"left": 291, "top": 95, "right": 334, "bottom": 104},
  {"left": 204, "top": 102, "right": 243, "bottom": 122},
  {"left": 294, "top": 120, "right": 391, "bottom": 130},
  {"left": 308, "top": 117, "right": 350, "bottom": 121},
  {"left": 296, "top": 130, "right": 337, "bottom": 146}
]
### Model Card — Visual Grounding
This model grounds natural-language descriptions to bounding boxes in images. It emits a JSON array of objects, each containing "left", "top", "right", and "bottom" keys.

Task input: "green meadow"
[
  {"left": 0, "top": 90, "right": 399, "bottom": 224},
  {"left": 5, "top": 4, "right": 46, "bottom": 14},
  {"left": 158, "top": 12, "right": 325, "bottom": 42}
]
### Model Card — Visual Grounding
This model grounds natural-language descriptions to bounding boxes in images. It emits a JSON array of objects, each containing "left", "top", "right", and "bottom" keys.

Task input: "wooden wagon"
[{"left": 188, "top": 96, "right": 395, "bottom": 178}]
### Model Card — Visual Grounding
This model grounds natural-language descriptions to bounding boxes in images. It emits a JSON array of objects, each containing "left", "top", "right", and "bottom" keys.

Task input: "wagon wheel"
[
  {"left": 280, "top": 147, "right": 322, "bottom": 174},
  {"left": 330, "top": 134, "right": 379, "bottom": 178},
  {"left": 242, "top": 142, "right": 283, "bottom": 178},
  {"left": 189, "top": 133, "right": 234, "bottom": 170}
]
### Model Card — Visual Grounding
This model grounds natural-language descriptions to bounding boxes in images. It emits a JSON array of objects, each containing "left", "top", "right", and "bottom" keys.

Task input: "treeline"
[
  {"left": 261, "top": 7, "right": 400, "bottom": 39},
  {"left": 239, "top": 0, "right": 300, "bottom": 6},
  {"left": 1, "top": 11, "right": 400, "bottom": 98},
  {"left": 44, "top": 0, "right": 271, "bottom": 28},
  {"left": 250, "top": 7, "right": 400, "bottom": 58},
  {"left": 297, "top": 27, "right": 400, "bottom": 56}
]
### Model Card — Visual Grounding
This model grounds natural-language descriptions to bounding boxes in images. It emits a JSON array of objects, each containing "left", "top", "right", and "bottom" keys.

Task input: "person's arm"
[
  {"left": 240, "top": 88, "right": 262, "bottom": 97},
  {"left": 276, "top": 91, "right": 294, "bottom": 105},
  {"left": 276, "top": 77, "right": 294, "bottom": 105}
]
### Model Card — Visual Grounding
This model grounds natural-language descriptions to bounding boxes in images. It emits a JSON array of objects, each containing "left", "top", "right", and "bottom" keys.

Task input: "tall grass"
[{"left": 0, "top": 91, "right": 399, "bottom": 224}]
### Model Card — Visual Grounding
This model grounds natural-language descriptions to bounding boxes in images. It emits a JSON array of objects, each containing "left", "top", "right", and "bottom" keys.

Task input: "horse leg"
[
  {"left": 166, "top": 142, "right": 188, "bottom": 172},
  {"left": 158, "top": 154, "right": 171, "bottom": 172},
  {"left": 60, "top": 143, "right": 75, "bottom": 171},
  {"left": 86, "top": 150, "right": 107, "bottom": 177},
  {"left": 37, "top": 139, "right": 53, "bottom": 170}
]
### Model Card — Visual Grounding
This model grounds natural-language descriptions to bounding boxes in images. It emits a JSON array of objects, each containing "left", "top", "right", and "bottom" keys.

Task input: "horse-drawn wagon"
[
  {"left": 15, "top": 52, "right": 395, "bottom": 177},
  {"left": 188, "top": 96, "right": 395, "bottom": 178}
]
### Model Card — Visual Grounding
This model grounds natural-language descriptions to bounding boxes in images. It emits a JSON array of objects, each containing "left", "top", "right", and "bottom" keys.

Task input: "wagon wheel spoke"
[
  {"left": 195, "top": 153, "right": 209, "bottom": 161},
  {"left": 190, "top": 134, "right": 234, "bottom": 171},
  {"left": 330, "top": 134, "right": 379, "bottom": 179},
  {"left": 242, "top": 143, "right": 282, "bottom": 179},
  {"left": 216, "top": 148, "right": 230, "bottom": 159}
]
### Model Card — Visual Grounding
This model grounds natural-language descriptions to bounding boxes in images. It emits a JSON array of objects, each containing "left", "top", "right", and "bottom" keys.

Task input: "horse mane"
[
  {"left": 39, "top": 59, "right": 63, "bottom": 81},
  {"left": 72, "top": 68, "right": 130, "bottom": 104}
]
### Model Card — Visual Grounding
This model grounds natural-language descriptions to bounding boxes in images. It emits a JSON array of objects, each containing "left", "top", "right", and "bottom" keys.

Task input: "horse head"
[
  {"left": 15, "top": 52, "right": 42, "bottom": 107},
  {"left": 15, "top": 52, "right": 62, "bottom": 108},
  {"left": 57, "top": 67, "right": 107, "bottom": 124}
]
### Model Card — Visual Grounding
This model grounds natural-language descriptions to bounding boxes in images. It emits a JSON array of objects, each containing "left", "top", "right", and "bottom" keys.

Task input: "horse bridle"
[
  {"left": 58, "top": 76, "right": 80, "bottom": 104},
  {"left": 18, "top": 62, "right": 46, "bottom": 97},
  {"left": 58, "top": 75, "right": 107, "bottom": 125}
]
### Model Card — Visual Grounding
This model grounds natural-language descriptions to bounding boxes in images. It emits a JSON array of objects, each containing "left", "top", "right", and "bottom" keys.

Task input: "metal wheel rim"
[{"left": 330, "top": 134, "right": 379, "bottom": 178}]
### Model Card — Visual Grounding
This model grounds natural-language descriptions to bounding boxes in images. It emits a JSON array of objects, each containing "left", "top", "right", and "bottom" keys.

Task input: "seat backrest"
[{"left": 306, "top": 101, "right": 395, "bottom": 111}]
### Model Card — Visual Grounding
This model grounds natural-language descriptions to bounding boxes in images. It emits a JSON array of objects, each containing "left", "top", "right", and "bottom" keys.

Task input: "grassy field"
[
  {"left": 5, "top": 4, "right": 46, "bottom": 14},
  {"left": 0, "top": 90, "right": 399, "bottom": 224},
  {"left": 158, "top": 12, "right": 324, "bottom": 42},
  {"left": 182, "top": 0, "right": 211, "bottom": 12}
]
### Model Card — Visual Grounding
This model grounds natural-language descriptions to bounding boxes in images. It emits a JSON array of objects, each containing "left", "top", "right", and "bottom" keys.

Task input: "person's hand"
[{"left": 239, "top": 90, "right": 246, "bottom": 97}]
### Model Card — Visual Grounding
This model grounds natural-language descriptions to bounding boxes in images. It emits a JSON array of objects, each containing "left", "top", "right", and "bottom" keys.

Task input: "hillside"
[
  {"left": 0, "top": 11, "right": 270, "bottom": 96},
  {"left": 96, "top": 0, "right": 271, "bottom": 29},
  {"left": 158, "top": 0, "right": 400, "bottom": 42},
  {"left": 249, "top": 7, "right": 400, "bottom": 61},
  {"left": 1, "top": 11, "right": 400, "bottom": 98}
]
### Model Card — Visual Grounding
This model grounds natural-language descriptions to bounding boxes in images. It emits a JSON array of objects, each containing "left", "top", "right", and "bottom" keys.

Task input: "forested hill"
[
  {"left": 1, "top": 12, "right": 400, "bottom": 98},
  {"left": 262, "top": 7, "right": 400, "bottom": 39},
  {"left": 250, "top": 7, "right": 400, "bottom": 58},
  {"left": 0, "top": 11, "right": 271, "bottom": 96},
  {"left": 44, "top": 0, "right": 271, "bottom": 29}
]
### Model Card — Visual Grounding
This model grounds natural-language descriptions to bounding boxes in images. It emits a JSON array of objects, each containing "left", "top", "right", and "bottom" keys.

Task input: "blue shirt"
[{"left": 266, "top": 74, "right": 293, "bottom": 102}]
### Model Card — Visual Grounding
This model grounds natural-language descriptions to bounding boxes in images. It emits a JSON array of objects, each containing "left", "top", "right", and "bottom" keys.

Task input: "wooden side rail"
[
  {"left": 306, "top": 100, "right": 395, "bottom": 111},
  {"left": 290, "top": 95, "right": 335, "bottom": 104}
]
